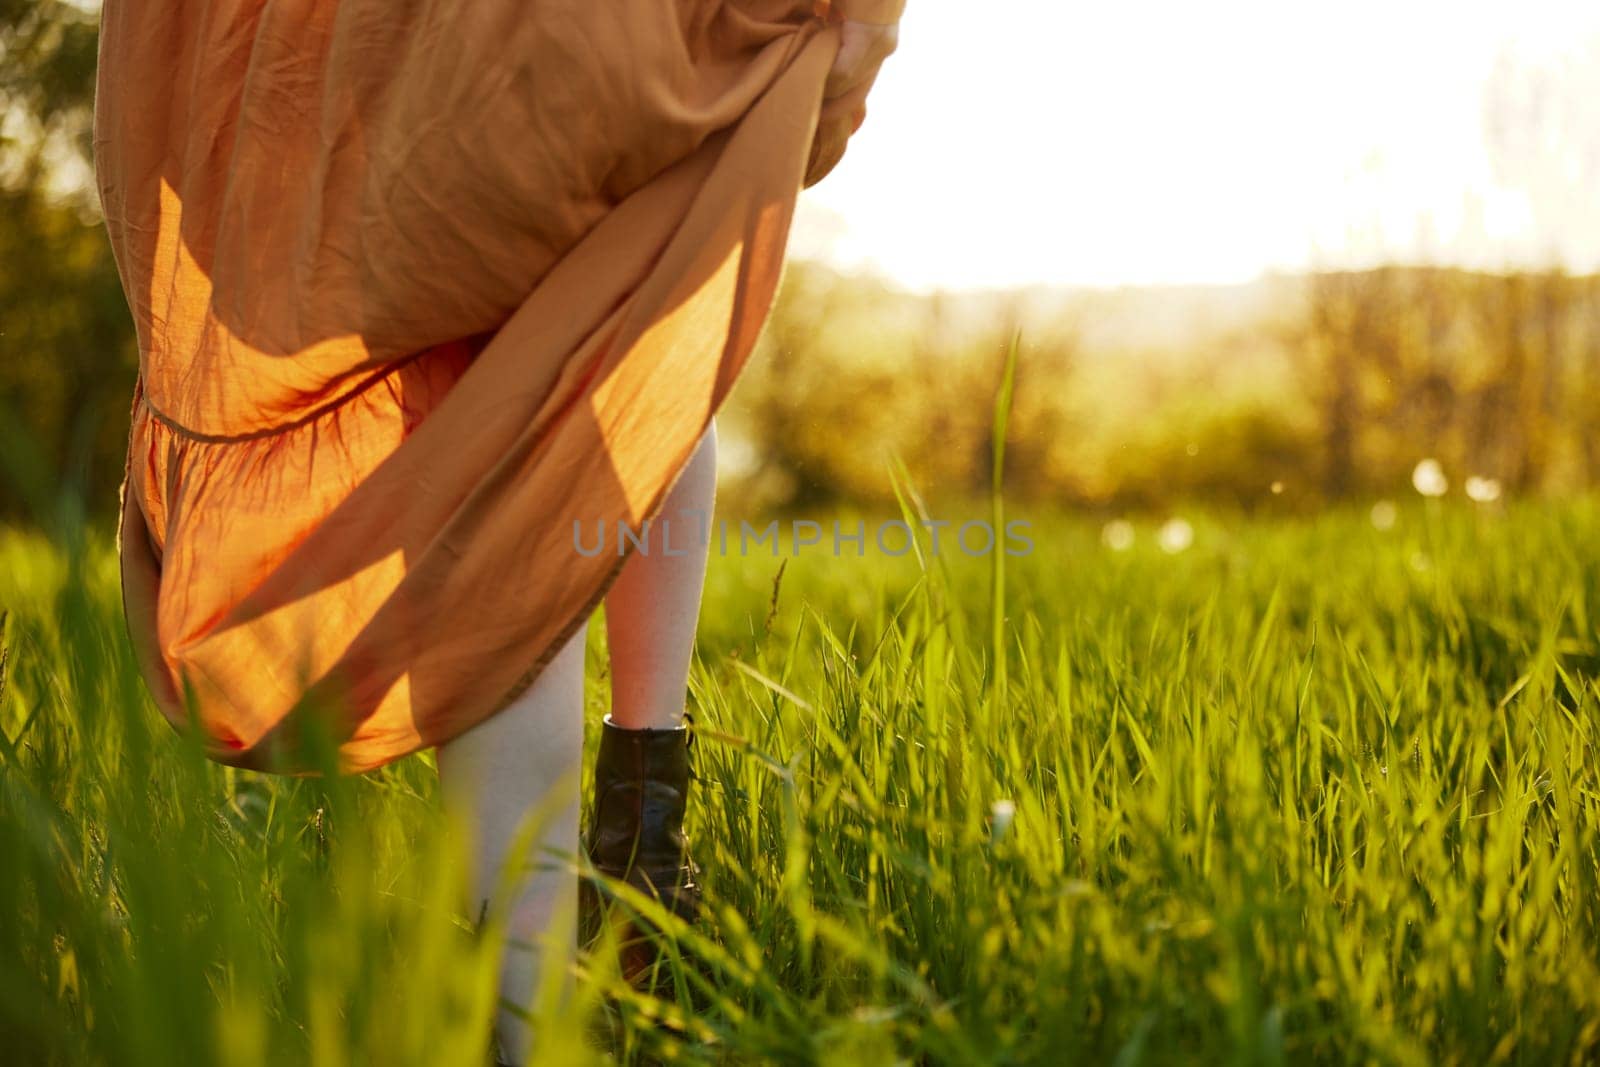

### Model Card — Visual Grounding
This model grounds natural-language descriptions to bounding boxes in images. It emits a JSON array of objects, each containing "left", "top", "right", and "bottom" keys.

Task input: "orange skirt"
[{"left": 98, "top": 0, "right": 879, "bottom": 773}]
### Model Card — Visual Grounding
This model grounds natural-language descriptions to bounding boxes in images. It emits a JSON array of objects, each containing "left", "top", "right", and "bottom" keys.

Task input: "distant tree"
[
  {"left": 1303, "top": 269, "right": 1383, "bottom": 498},
  {"left": 0, "top": 1, "right": 138, "bottom": 523},
  {"left": 0, "top": 0, "right": 99, "bottom": 190}
]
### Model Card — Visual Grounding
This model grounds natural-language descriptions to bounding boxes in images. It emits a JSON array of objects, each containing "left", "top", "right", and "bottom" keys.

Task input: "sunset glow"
[{"left": 793, "top": 0, "right": 1600, "bottom": 291}]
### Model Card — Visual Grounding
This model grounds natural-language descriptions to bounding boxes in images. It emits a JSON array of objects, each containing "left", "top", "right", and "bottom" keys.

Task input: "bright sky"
[{"left": 791, "top": 0, "right": 1600, "bottom": 292}]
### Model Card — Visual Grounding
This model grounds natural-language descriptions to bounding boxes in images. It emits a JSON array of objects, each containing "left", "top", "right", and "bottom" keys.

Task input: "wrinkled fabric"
[
  {"left": 832, "top": 0, "right": 905, "bottom": 22},
  {"left": 96, "top": 0, "right": 886, "bottom": 774}
]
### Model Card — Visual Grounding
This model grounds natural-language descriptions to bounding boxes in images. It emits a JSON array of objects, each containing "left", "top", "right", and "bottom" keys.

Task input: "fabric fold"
[{"left": 100, "top": 2, "right": 865, "bottom": 773}]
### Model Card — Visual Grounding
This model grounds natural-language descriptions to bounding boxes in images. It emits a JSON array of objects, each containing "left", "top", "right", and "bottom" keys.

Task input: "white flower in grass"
[
  {"left": 990, "top": 799, "right": 1016, "bottom": 844},
  {"left": 1157, "top": 518, "right": 1194, "bottom": 554},
  {"left": 1370, "top": 500, "right": 1398, "bottom": 531},
  {"left": 1465, "top": 476, "right": 1502, "bottom": 503},
  {"left": 1101, "top": 519, "right": 1135, "bottom": 552},
  {"left": 1411, "top": 458, "right": 1448, "bottom": 497}
]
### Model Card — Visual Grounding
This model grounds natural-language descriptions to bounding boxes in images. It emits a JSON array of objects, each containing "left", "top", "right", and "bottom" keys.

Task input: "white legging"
[{"left": 435, "top": 422, "right": 717, "bottom": 1064}]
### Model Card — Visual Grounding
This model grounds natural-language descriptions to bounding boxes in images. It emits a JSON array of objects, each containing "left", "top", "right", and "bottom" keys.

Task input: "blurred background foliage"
[
  {"left": 1, "top": 0, "right": 136, "bottom": 520},
  {"left": 732, "top": 261, "right": 1600, "bottom": 515},
  {"left": 3, "top": 3, "right": 1599, "bottom": 524}
]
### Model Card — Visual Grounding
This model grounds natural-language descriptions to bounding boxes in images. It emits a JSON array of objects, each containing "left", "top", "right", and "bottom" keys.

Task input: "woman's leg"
[
  {"left": 435, "top": 422, "right": 716, "bottom": 1055},
  {"left": 587, "top": 423, "right": 715, "bottom": 980},
  {"left": 436, "top": 621, "right": 588, "bottom": 1067},
  {"left": 606, "top": 421, "right": 717, "bottom": 728}
]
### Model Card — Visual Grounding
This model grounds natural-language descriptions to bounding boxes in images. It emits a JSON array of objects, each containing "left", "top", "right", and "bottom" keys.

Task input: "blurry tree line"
[
  {"left": 3, "top": 1, "right": 1598, "bottom": 523},
  {"left": 728, "top": 261, "right": 1600, "bottom": 514},
  {"left": 1303, "top": 266, "right": 1600, "bottom": 500}
]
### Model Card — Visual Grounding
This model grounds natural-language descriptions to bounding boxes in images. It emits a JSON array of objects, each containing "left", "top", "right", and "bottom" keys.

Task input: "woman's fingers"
[
  {"left": 806, "top": 15, "right": 899, "bottom": 186},
  {"left": 825, "top": 20, "right": 899, "bottom": 102}
]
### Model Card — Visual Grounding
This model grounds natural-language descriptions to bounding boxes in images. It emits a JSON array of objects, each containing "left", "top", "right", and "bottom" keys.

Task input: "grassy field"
[{"left": 3, "top": 494, "right": 1600, "bottom": 1065}]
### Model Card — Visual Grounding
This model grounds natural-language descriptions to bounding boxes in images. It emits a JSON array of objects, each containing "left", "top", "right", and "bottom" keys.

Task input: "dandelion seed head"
[
  {"left": 1158, "top": 518, "right": 1194, "bottom": 554},
  {"left": 1465, "top": 476, "right": 1502, "bottom": 503},
  {"left": 990, "top": 799, "right": 1016, "bottom": 844},
  {"left": 1412, "top": 458, "right": 1448, "bottom": 498},
  {"left": 1102, "top": 519, "right": 1135, "bottom": 552},
  {"left": 1370, "top": 500, "right": 1398, "bottom": 530}
]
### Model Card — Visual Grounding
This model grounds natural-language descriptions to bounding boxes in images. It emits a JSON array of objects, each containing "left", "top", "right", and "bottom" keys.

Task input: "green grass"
[{"left": 3, "top": 492, "right": 1600, "bottom": 1065}]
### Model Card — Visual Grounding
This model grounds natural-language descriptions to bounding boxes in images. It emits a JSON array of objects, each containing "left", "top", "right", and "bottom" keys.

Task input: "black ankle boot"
[{"left": 581, "top": 714, "right": 702, "bottom": 981}]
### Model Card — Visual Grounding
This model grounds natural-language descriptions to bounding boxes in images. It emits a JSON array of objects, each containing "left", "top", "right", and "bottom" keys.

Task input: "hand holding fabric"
[{"left": 803, "top": 2, "right": 903, "bottom": 186}]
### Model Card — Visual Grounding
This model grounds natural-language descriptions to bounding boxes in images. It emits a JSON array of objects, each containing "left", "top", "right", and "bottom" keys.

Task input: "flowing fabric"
[{"left": 95, "top": 0, "right": 900, "bottom": 774}]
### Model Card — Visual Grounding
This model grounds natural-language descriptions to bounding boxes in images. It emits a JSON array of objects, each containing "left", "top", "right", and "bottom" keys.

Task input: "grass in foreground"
[{"left": 2, "top": 495, "right": 1600, "bottom": 1065}]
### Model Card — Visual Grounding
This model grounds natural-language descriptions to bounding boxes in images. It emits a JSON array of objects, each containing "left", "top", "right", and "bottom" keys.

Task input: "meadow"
[{"left": 3, "top": 488, "right": 1600, "bottom": 1065}]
